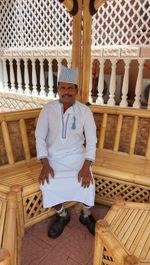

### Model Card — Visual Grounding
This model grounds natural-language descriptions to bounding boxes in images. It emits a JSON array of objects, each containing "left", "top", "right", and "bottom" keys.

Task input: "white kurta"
[{"left": 35, "top": 100, "right": 97, "bottom": 208}]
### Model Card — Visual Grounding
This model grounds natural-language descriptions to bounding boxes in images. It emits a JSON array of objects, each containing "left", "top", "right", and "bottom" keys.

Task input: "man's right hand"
[{"left": 39, "top": 158, "right": 54, "bottom": 185}]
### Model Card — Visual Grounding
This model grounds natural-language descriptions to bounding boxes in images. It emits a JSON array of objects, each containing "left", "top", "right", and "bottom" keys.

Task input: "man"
[{"left": 35, "top": 66, "right": 97, "bottom": 238}]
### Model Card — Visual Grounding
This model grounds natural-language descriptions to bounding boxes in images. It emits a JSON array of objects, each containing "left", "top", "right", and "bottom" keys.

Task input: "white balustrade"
[
  {"left": 24, "top": 58, "right": 30, "bottom": 95},
  {"left": 39, "top": 58, "right": 46, "bottom": 97},
  {"left": 120, "top": 59, "right": 131, "bottom": 107},
  {"left": 0, "top": 59, "right": 3, "bottom": 91},
  {"left": 107, "top": 59, "right": 117, "bottom": 106},
  {"left": 48, "top": 58, "right": 54, "bottom": 98},
  {"left": 96, "top": 59, "right": 105, "bottom": 105},
  {"left": 9, "top": 58, "right": 16, "bottom": 93},
  {"left": 31, "top": 58, "right": 38, "bottom": 96},
  {"left": 89, "top": 60, "right": 93, "bottom": 103},
  {"left": 16, "top": 58, "right": 23, "bottom": 94},
  {"left": 2, "top": 59, "right": 9, "bottom": 92},
  {"left": 133, "top": 59, "right": 145, "bottom": 109}
]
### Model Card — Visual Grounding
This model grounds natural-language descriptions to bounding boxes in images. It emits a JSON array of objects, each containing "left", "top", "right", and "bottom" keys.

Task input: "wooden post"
[
  {"left": 2, "top": 192, "right": 18, "bottom": 265},
  {"left": 0, "top": 249, "right": 10, "bottom": 265},
  {"left": 82, "top": 0, "right": 92, "bottom": 103},
  {"left": 71, "top": 0, "right": 82, "bottom": 101}
]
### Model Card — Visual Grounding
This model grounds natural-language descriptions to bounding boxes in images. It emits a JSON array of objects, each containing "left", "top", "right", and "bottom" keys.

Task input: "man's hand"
[
  {"left": 39, "top": 158, "right": 54, "bottom": 185},
  {"left": 78, "top": 160, "right": 93, "bottom": 188}
]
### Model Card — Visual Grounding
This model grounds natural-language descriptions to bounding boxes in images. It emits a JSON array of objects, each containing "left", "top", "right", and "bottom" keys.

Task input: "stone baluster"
[
  {"left": 107, "top": 59, "right": 117, "bottom": 106},
  {"left": 16, "top": 58, "right": 23, "bottom": 94},
  {"left": 67, "top": 58, "right": 71, "bottom": 68},
  {"left": 96, "top": 59, "right": 105, "bottom": 104},
  {"left": 39, "top": 58, "right": 46, "bottom": 97},
  {"left": 89, "top": 59, "right": 93, "bottom": 103},
  {"left": 57, "top": 59, "right": 61, "bottom": 85},
  {"left": 48, "top": 58, "right": 54, "bottom": 98},
  {"left": 9, "top": 58, "right": 16, "bottom": 93},
  {"left": 120, "top": 59, "right": 131, "bottom": 107},
  {"left": 2, "top": 58, "right": 9, "bottom": 92},
  {"left": 24, "top": 58, "right": 30, "bottom": 95},
  {"left": 133, "top": 59, "right": 145, "bottom": 108},
  {"left": 31, "top": 58, "right": 38, "bottom": 96},
  {"left": 0, "top": 59, "right": 4, "bottom": 91}
]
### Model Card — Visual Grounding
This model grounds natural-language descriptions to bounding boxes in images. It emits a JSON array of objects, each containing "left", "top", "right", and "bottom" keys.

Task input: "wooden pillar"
[
  {"left": 82, "top": 0, "right": 92, "bottom": 103},
  {"left": 71, "top": 0, "right": 82, "bottom": 101}
]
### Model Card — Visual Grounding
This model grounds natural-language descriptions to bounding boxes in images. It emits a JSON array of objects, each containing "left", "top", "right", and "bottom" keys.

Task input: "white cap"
[{"left": 58, "top": 66, "right": 78, "bottom": 84}]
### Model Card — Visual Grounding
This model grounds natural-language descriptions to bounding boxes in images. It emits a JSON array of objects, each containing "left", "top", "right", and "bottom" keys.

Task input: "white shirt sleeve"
[
  {"left": 35, "top": 106, "right": 49, "bottom": 160},
  {"left": 84, "top": 107, "right": 97, "bottom": 162}
]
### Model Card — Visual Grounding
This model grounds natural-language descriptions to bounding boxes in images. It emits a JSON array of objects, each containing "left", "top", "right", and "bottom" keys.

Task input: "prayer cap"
[{"left": 58, "top": 66, "right": 78, "bottom": 85}]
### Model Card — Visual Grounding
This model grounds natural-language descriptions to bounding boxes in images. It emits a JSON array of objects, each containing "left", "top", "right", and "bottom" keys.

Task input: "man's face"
[{"left": 58, "top": 82, "right": 78, "bottom": 104}]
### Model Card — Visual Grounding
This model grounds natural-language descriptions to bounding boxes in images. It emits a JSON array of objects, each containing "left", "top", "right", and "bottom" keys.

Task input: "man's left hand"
[{"left": 78, "top": 161, "right": 93, "bottom": 188}]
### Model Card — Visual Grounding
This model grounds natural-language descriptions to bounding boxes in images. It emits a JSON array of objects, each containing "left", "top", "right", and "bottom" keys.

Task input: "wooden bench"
[
  {"left": 0, "top": 109, "right": 75, "bottom": 236},
  {"left": 91, "top": 105, "right": 150, "bottom": 205},
  {"left": 93, "top": 201, "right": 150, "bottom": 265}
]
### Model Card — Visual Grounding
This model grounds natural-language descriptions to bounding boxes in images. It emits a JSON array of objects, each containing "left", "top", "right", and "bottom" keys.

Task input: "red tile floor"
[{"left": 21, "top": 203, "right": 110, "bottom": 265}]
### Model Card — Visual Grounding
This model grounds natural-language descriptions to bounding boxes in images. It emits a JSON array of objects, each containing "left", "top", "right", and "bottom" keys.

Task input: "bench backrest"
[
  {"left": 0, "top": 106, "right": 150, "bottom": 169},
  {"left": 91, "top": 105, "right": 150, "bottom": 160},
  {"left": 0, "top": 109, "right": 40, "bottom": 167}
]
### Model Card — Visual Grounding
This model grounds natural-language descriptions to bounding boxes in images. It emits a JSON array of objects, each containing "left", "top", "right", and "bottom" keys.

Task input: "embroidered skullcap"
[{"left": 58, "top": 66, "right": 78, "bottom": 84}]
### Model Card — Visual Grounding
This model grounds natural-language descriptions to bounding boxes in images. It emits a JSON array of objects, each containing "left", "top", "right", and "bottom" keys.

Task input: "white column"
[
  {"left": 9, "top": 58, "right": 16, "bottom": 93},
  {"left": 133, "top": 59, "right": 145, "bottom": 108},
  {"left": 31, "top": 58, "right": 37, "bottom": 96},
  {"left": 107, "top": 59, "right": 117, "bottom": 106},
  {"left": 67, "top": 58, "right": 71, "bottom": 68},
  {"left": 89, "top": 59, "right": 93, "bottom": 103},
  {"left": 39, "top": 58, "right": 46, "bottom": 97},
  {"left": 16, "top": 58, "right": 23, "bottom": 94},
  {"left": 96, "top": 59, "right": 104, "bottom": 105},
  {"left": 56, "top": 59, "right": 62, "bottom": 98},
  {"left": 2, "top": 58, "right": 9, "bottom": 92},
  {"left": 48, "top": 58, "right": 54, "bottom": 98},
  {"left": 24, "top": 58, "right": 30, "bottom": 95},
  {"left": 57, "top": 59, "right": 61, "bottom": 85},
  {"left": 0, "top": 59, "right": 4, "bottom": 91},
  {"left": 120, "top": 59, "right": 131, "bottom": 107}
]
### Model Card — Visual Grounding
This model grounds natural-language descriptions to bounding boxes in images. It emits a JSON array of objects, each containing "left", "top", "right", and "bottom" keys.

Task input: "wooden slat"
[
  {"left": 113, "top": 114, "right": 123, "bottom": 151},
  {"left": 140, "top": 233, "right": 150, "bottom": 259},
  {"left": 146, "top": 128, "right": 150, "bottom": 159},
  {"left": 90, "top": 105, "right": 150, "bottom": 118},
  {"left": 1, "top": 121, "right": 15, "bottom": 165},
  {"left": 0, "top": 109, "right": 40, "bottom": 122},
  {"left": 125, "top": 210, "right": 149, "bottom": 249},
  {"left": 19, "top": 119, "right": 31, "bottom": 160},
  {"left": 129, "top": 116, "right": 139, "bottom": 155},
  {"left": 98, "top": 113, "right": 108, "bottom": 149},
  {"left": 134, "top": 220, "right": 150, "bottom": 258},
  {"left": 129, "top": 212, "right": 150, "bottom": 254}
]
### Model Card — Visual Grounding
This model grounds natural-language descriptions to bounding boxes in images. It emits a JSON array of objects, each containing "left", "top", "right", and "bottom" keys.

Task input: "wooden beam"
[
  {"left": 82, "top": 0, "right": 92, "bottom": 103},
  {"left": 71, "top": 0, "right": 82, "bottom": 101}
]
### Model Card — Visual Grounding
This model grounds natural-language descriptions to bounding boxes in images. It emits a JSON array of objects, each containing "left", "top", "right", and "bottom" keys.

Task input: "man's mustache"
[{"left": 62, "top": 94, "right": 72, "bottom": 97}]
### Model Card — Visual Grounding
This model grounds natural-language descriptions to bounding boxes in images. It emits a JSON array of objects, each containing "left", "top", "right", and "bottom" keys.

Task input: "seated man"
[{"left": 35, "top": 66, "right": 97, "bottom": 238}]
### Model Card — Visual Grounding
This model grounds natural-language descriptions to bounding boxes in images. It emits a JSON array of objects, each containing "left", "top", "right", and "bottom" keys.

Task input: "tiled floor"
[{"left": 21, "top": 204, "right": 110, "bottom": 265}]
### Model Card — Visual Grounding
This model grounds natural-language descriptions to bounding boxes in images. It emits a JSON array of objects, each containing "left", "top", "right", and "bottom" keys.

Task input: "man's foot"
[
  {"left": 79, "top": 211, "right": 96, "bottom": 235},
  {"left": 48, "top": 209, "right": 70, "bottom": 238}
]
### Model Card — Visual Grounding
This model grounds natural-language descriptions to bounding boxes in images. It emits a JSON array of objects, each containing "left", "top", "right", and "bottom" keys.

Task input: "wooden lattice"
[
  {"left": 23, "top": 191, "right": 49, "bottom": 222},
  {"left": 94, "top": 174, "right": 150, "bottom": 204},
  {"left": 102, "top": 248, "right": 114, "bottom": 265}
]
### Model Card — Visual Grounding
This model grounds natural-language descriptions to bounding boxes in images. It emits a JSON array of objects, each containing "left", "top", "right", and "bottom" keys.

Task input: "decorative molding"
[
  {"left": 121, "top": 47, "right": 140, "bottom": 57},
  {"left": 91, "top": 48, "right": 103, "bottom": 57},
  {"left": 103, "top": 48, "right": 120, "bottom": 57},
  {"left": 57, "top": 49, "right": 72, "bottom": 57}
]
